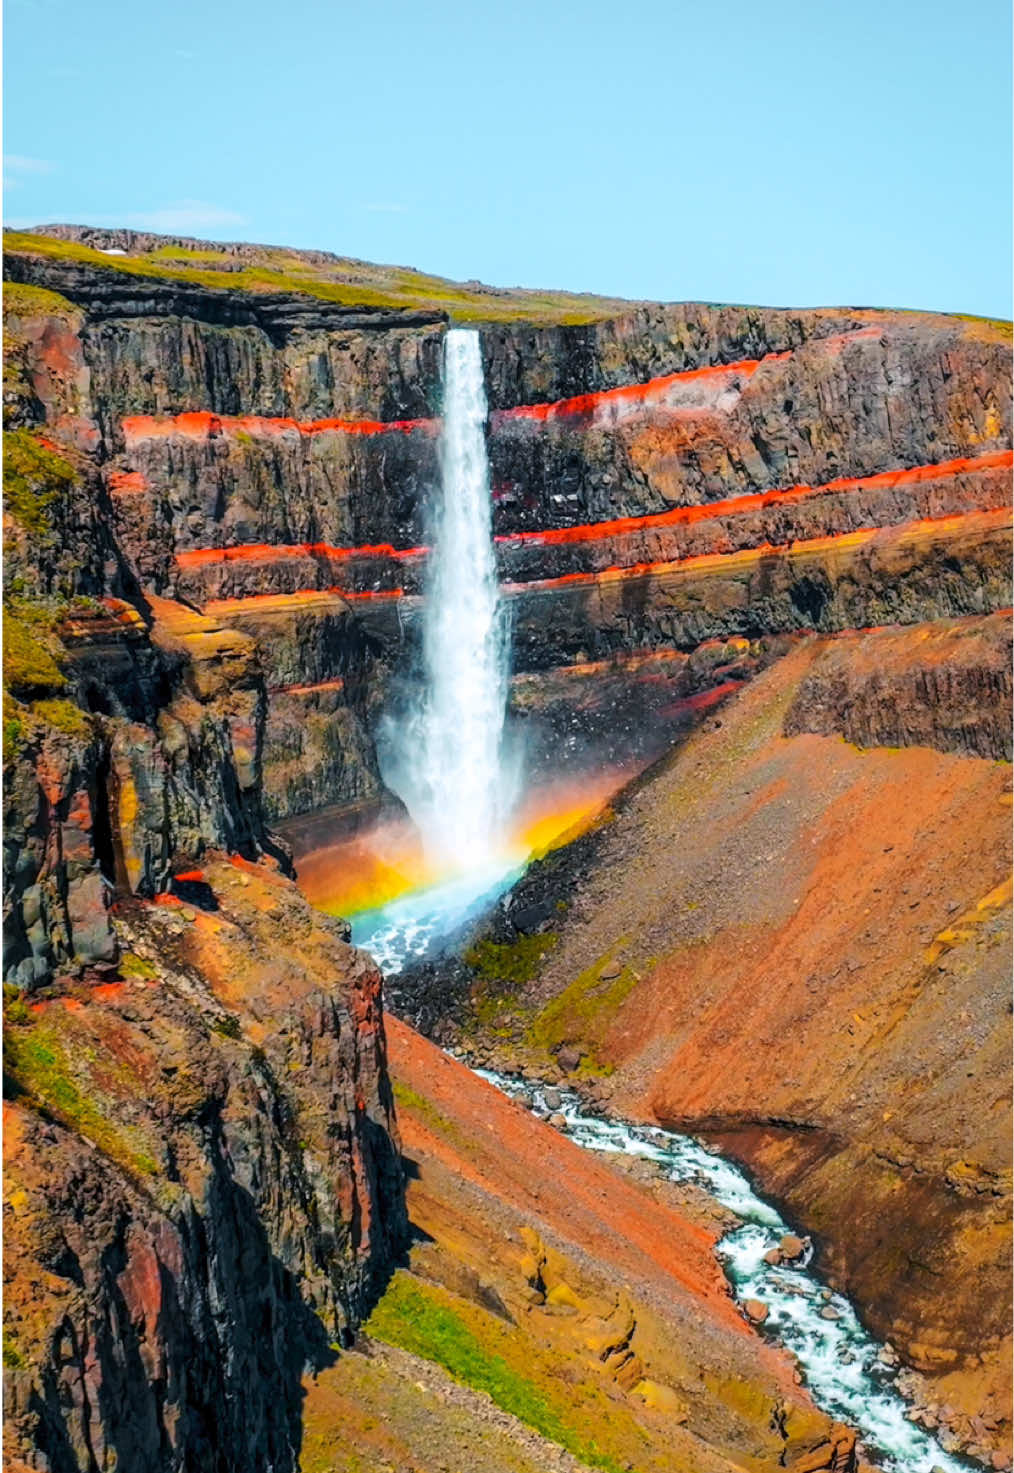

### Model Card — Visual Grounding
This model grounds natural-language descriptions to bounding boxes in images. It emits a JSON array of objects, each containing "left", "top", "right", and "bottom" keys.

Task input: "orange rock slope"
[{"left": 459, "top": 617, "right": 1013, "bottom": 1446}]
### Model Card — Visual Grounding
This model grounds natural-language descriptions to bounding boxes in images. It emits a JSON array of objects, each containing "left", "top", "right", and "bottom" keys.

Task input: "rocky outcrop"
[
  {"left": 2, "top": 595, "right": 277, "bottom": 989},
  {"left": 3, "top": 859, "right": 405, "bottom": 1473},
  {"left": 783, "top": 613, "right": 1013, "bottom": 759},
  {"left": 4, "top": 237, "right": 1011, "bottom": 830}
]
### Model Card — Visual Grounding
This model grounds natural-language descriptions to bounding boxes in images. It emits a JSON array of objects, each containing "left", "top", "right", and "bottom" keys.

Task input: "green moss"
[
  {"left": 209, "top": 1013, "right": 242, "bottom": 1039},
  {"left": 365, "top": 1273, "right": 625, "bottom": 1473},
  {"left": 2, "top": 281, "right": 77, "bottom": 319},
  {"left": 3, "top": 983, "right": 31, "bottom": 1027},
  {"left": 391, "top": 1077, "right": 455, "bottom": 1138},
  {"left": 3, "top": 608, "right": 67, "bottom": 697},
  {"left": 2, "top": 1330, "right": 25, "bottom": 1369},
  {"left": 30, "top": 697, "right": 91, "bottom": 740},
  {"left": 4, "top": 1024, "right": 159, "bottom": 1179},
  {"left": 465, "top": 933, "right": 557, "bottom": 987},
  {"left": 3, "top": 692, "right": 26, "bottom": 766},
  {"left": 118, "top": 951, "right": 158, "bottom": 981},
  {"left": 3, "top": 429, "right": 75, "bottom": 538},
  {"left": 527, "top": 948, "right": 639, "bottom": 1056}
]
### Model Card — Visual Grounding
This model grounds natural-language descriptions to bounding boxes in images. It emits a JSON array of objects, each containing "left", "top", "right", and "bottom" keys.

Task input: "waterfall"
[{"left": 382, "top": 328, "right": 511, "bottom": 875}]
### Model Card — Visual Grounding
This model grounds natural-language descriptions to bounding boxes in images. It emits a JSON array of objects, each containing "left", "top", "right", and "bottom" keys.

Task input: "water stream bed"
[{"left": 475, "top": 1069, "right": 979, "bottom": 1473}]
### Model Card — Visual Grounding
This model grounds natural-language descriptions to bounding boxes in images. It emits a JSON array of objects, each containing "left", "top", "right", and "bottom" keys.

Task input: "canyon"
[{"left": 2, "top": 224, "right": 1011, "bottom": 1472}]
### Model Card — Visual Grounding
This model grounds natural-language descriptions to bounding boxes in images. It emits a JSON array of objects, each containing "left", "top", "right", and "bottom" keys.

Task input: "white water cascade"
[{"left": 383, "top": 328, "right": 512, "bottom": 876}]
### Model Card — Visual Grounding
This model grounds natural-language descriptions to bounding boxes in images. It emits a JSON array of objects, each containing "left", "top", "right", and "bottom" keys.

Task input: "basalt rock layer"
[{"left": 10, "top": 231, "right": 1006, "bottom": 828}]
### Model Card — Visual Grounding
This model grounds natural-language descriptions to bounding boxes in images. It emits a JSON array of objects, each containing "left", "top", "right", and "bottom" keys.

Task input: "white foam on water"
[
  {"left": 350, "top": 859, "right": 522, "bottom": 974},
  {"left": 476, "top": 1070, "right": 980, "bottom": 1473}
]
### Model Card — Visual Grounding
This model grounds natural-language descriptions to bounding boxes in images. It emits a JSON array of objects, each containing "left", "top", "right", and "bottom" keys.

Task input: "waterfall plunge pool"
[{"left": 471, "top": 1070, "right": 984, "bottom": 1473}]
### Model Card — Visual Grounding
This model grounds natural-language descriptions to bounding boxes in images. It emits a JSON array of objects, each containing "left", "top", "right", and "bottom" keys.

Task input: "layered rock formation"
[
  {"left": 5, "top": 227, "right": 1008, "bottom": 839},
  {"left": 3, "top": 225, "right": 1011, "bottom": 1471},
  {"left": 3, "top": 859, "right": 405, "bottom": 1472}
]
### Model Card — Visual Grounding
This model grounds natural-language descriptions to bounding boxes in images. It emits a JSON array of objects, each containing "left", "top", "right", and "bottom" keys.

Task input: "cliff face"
[
  {"left": 3, "top": 859, "right": 405, "bottom": 1473},
  {"left": 5, "top": 232, "right": 1010, "bottom": 843}
]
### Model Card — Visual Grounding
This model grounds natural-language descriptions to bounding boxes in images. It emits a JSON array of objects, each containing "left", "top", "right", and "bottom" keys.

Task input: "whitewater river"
[{"left": 473, "top": 1070, "right": 979, "bottom": 1473}]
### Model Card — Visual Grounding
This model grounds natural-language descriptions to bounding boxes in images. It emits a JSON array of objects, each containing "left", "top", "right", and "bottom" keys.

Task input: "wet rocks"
[
  {"left": 744, "top": 1299, "right": 769, "bottom": 1324},
  {"left": 764, "top": 1233, "right": 810, "bottom": 1266}
]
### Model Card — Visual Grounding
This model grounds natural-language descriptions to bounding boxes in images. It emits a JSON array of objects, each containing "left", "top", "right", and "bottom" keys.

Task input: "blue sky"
[{"left": 4, "top": 0, "right": 1012, "bottom": 316}]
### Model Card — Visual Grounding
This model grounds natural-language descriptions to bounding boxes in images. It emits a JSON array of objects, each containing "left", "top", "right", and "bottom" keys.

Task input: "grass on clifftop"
[
  {"left": 2, "top": 281, "right": 78, "bottom": 320},
  {"left": 4, "top": 229, "right": 632, "bottom": 325}
]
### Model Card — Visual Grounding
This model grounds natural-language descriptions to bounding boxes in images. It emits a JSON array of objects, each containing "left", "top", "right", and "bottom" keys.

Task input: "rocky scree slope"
[{"left": 448, "top": 629, "right": 1013, "bottom": 1458}]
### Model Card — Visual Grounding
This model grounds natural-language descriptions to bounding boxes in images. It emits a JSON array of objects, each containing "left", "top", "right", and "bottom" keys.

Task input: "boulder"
[
  {"left": 744, "top": 1299, "right": 769, "bottom": 1324},
  {"left": 779, "top": 1233, "right": 807, "bottom": 1261}
]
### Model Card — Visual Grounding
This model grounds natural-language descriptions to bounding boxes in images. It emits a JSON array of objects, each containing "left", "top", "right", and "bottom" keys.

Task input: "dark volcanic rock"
[{"left": 783, "top": 613, "right": 1013, "bottom": 759}]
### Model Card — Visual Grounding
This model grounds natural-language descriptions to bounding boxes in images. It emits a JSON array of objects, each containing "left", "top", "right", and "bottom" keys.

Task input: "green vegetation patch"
[
  {"left": 30, "top": 697, "right": 91, "bottom": 740},
  {"left": 465, "top": 932, "right": 557, "bottom": 987},
  {"left": 209, "top": 1012, "right": 242, "bottom": 1039},
  {"left": 3, "top": 983, "right": 31, "bottom": 1026},
  {"left": 3, "top": 606, "right": 67, "bottom": 697},
  {"left": 527, "top": 948, "right": 639, "bottom": 1056},
  {"left": 3, "top": 691, "right": 27, "bottom": 766},
  {"left": 3, "top": 429, "right": 75, "bottom": 537},
  {"left": 2, "top": 281, "right": 77, "bottom": 320},
  {"left": 391, "top": 1077, "right": 453, "bottom": 1136},
  {"left": 118, "top": 951, "right": 158, "bottom": 981},
  {"left": 4, "top": 1019, "right": 160, "bottom": 1180},
  {"left": 365, "top": 1272, "right": 626, "bottom": 1472},
  {"left": 4, "top": 230, "right": 630, "bottom": 326},
  {"left": 2, "top": 1329, "right": 25, "bottom": 1369}
]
